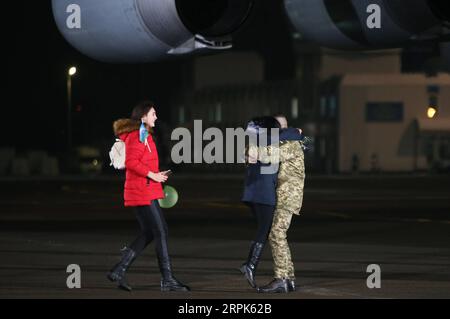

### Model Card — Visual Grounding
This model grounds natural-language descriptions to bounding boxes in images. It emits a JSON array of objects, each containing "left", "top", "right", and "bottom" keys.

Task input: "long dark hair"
[
  {"left": 248, "top": 116, "right": 281, "bottom": 129},
  {"left": 130, "top": 100, "right": 156, "bottom": 133},
  {"left": 131, "top": 100, "right": 156, "bottom": 121},
  {"left": 244, "top": 116, "right": 281, "bottom": 164}
]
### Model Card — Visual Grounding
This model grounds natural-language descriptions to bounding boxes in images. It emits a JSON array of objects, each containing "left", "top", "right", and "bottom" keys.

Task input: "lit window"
[{"left": 291, "top": 97, "right": 299, "bottom": 119}]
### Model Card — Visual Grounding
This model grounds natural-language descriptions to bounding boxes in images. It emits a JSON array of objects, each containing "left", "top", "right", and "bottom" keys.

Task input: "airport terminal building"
[
  {"left": 172, "top": 48, "right": 450, "bottom": 174},
  {"left": 335, "top": 73, "right": 450, "bottom": 173}
]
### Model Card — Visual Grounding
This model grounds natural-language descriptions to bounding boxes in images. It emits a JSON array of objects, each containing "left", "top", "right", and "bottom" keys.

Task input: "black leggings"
[
  {"left": 249, "top": 203, "right": 275, "bottom": 244},
  {"left": 129, "top": 200, "right": 170, "bottom": 264}
]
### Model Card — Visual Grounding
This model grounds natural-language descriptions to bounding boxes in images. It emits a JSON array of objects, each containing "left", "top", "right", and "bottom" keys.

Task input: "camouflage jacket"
[{"left": 251, "top": 140, "right": 305, "bottom": 215}]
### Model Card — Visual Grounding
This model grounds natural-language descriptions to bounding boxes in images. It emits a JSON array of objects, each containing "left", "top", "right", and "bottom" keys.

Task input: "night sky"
[{"left": 5, "top": 1, "right": 294, "bottom": 153}]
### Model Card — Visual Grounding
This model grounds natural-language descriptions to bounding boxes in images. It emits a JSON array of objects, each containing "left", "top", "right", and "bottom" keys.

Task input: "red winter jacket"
[{"left": 113, "top": 119, "right": 164, "bottom": 207}]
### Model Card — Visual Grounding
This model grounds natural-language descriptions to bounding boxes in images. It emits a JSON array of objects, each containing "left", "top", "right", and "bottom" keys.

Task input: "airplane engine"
[
  {"left": 52, "top": 0, "right": 254, "bottom": 62},
  {"left": 284, "top": 0, "right": 450, "bottom": 50}
]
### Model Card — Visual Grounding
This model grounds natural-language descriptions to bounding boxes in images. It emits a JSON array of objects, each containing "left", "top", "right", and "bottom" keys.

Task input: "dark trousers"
[
  {"left": 249, "top": 203, "right": 275, "bottom": 244},
  {"left": 129, "top": 200, "right": 170, "bottom": 265}
]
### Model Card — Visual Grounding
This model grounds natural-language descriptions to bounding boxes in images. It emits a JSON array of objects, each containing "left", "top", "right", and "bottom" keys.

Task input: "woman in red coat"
[{"left": 107, "top": 101, "right": 190, "bottom": 292}]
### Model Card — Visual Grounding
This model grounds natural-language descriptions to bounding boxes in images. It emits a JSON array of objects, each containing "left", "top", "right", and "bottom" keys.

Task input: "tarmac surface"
[{"left": 1, "top": 174, "right": 449, "bottom": 299}]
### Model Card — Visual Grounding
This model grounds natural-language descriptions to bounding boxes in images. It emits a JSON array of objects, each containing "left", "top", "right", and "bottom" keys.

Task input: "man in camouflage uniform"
[{"left": 251, "top": 120, "right": 306, "bottom": 293}]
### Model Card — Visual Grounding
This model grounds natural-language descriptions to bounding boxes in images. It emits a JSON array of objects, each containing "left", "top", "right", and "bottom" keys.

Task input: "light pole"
[{"left": 67, "top": 66, "right": 77, "bottom": 153}]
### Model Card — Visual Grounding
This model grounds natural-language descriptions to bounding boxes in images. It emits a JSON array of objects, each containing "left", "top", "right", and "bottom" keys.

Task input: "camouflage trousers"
[{"left": 268, "top": 208, "right": 295, "bottom": 279}]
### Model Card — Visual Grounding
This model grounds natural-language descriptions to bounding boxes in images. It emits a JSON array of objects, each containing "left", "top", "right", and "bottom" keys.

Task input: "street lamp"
[
  {"left": 427, "top": 106, "right": 437, "bottom": 119},
  {"left": 67, "top": 66, "right": 77, "bottom": 152},
  {"left": 69, "top": 67, "right": 77, "bottom": 76},
  {"left": 427, "top": 85, "right": 439, "bottom": 119}
]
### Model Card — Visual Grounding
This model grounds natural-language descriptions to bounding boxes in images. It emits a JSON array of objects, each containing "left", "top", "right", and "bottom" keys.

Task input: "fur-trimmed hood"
[{"left": 113, "top": 119, "right": 140, "bottom": 137}]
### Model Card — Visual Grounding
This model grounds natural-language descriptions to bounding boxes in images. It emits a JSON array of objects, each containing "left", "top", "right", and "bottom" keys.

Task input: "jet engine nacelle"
[
  {"left": 52, "top": 0, "right": 254, "bottom": 63},
  {"left": 284, "top": 0, "right": 450, "bottom": 50}
]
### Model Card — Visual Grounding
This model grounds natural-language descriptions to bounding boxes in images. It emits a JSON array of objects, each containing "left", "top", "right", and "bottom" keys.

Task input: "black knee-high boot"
[
  {"left": 107, "top": 246, "right": 137, "bottom": 292},
  {"left": 158, "top": 260, "right": 190, "bottom": 292},
  {"left": 239, "top": 241, "right": 265, "bottom": 288},
  {"left": 156, "top": 237, "right": 190, "bottom": 292}
]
